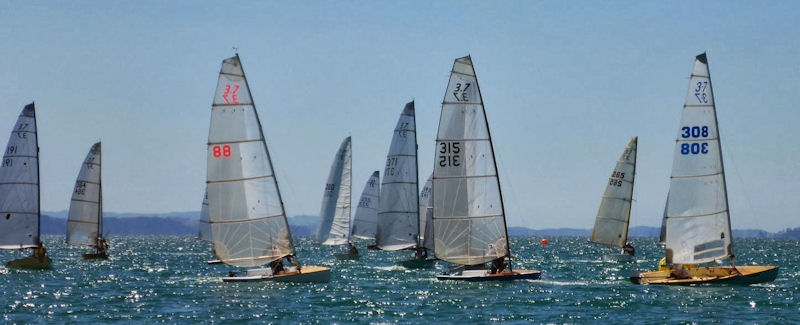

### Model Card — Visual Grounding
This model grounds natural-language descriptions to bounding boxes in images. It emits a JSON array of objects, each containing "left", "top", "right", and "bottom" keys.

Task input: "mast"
[
  {"left": 348, "top": 138, "right": 353, "bottom": 242},
  {"left": 33, "top": 102, "right": 41, "bottom": 247},
  {"left": 470, "top": 56, "right": 513, "bottom": 270},
  {"left": 235, "top": 53, "right": 297, "bottom": 257},
  {"left": 98, "top": 142, "right": 103, "bottom": 244},
  {"left": 700, "top": 53, "right": 734, "bottom": 260},
  {"left": 624, "top": 137, "right": 637, "bottom": 244},
  {"left": 412, "top": 101, "right": 421, "bottom": 249}
]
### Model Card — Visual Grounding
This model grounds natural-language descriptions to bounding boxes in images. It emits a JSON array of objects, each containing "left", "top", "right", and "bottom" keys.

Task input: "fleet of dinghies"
[{"left": 0, "top": 53, "right": 780, "bottom": 286}]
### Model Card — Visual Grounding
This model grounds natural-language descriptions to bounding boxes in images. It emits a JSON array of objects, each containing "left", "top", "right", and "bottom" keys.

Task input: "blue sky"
[{"left": 1, "top": 1, "right": 798, "bottom": 231}]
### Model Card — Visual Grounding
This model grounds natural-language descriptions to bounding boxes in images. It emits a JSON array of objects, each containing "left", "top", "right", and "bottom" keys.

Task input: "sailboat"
[
  {"left": 66, "top": 142, "right": 109, "bottom": 259},
  {"left": 433, "top": 56, "right": 540, "bottom": 281},
  {"left": 351, "top": 170, "right": 380, "bottom": 249},
  {"left": 0, "top": 103, "right": 51, "bottom": 269},
  {"left": 375, "top": 101, "right": 433, "bottom": 268},
  {"left": 589, "top": 137, "right": 637, "bottom": 263},
  {"left": 631, "top": 53, "right": 778, "bottom": 285},
  {"left": 315, "top": 136, "right": 356, "bottom": 260},
  {"left": 206, "top": 54, "right": 330, "bottom": 283}
]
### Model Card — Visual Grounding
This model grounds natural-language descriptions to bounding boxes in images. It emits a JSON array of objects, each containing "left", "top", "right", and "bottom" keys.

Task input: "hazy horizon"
[{"left": 2, "top": 1, "right": 798, "bottom": 232}]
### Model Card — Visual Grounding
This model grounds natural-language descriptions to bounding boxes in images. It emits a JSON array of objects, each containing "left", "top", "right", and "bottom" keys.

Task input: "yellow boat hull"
[
  {"left": 631, "top": 265, "right": 778, "bottom": 285},
  {"left": 6, "top": 255, "right": 52, "bottom": 269}
]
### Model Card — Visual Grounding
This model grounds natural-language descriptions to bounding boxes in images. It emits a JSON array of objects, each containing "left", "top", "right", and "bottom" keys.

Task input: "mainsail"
[
  {"left": 419, "top": 174, "right": 434, "bottom": 251},
  {"left": 376, "top": 101, "right": 419, "bottom": 251},
  {"left": 351, "top": 171, "right": 380, "bottom": 240},
  {"left": 0, "top": 103, "right": 40, "bottom": 249},
  {"left": 206, "top": 55, "right": 294, "bottom": 267},
  {"left": 433, "top": 56, "right": 509, "bottom": 266},
  {"left": 315, "top": 137, "right": 352, "bottom": 246},
  {"left": 665, "top": 53, "right": 733, "bottom": 264},
  {"left": 590, "top": 137, "right": 637, "bottom": 247},
  {"left": 66, "top": 142, "right": 103, "bottom": 247},
  {"left": 198, "top": 188, "right": 211, "bottom": 241}
]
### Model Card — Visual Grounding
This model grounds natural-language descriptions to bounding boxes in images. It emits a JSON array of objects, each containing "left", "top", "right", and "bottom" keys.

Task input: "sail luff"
[
  {"left": 413, "top": 103, "right": 421, "bottom": 248},
  {"left": 34, "top": 103, "right": 41, "bottom": 245}
]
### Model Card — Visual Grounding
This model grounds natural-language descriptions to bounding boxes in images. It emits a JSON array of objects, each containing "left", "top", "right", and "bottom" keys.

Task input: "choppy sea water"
[{"left": 1, "top": 236, "right": 797, "bottom": 323}]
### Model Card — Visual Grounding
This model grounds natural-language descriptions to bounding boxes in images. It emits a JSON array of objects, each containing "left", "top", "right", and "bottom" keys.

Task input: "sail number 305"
[
  {"left": 680, "top": 125, "right": 709, "bottom": 155},
  {"left": 439, "top": 142, "right": 461, "bottom": 167}
]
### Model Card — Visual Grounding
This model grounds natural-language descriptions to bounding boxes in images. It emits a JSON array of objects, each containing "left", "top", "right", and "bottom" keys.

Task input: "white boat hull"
[
  {"left": 222, "top": 265, "right": 331, "bottom": 283},
  {"left": 602, "top": 254, "right": 634, "bottom": 263},
  {"left": 436, "top": 269, "right": 541, "bottom": 281}
]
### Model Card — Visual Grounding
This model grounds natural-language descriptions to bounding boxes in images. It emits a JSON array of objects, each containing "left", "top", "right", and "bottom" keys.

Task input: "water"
[{"left": 1, "top": 236, "right": 798, "bottom": 323}]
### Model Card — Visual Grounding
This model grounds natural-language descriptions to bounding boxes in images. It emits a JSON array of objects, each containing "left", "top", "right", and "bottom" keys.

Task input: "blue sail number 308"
[{"left": 680, "top": 125, "right": 709, "bottom": 155}]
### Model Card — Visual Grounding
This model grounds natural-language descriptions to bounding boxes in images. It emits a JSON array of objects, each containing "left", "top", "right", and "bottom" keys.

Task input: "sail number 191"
[{"left": 439, "top": 142, "right": 461, "bottom": 167}]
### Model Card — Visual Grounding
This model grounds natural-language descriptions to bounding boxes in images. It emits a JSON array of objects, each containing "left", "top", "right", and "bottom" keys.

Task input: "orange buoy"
[{"left": 540, "top": 238, "right": 548, "bottom": 245}]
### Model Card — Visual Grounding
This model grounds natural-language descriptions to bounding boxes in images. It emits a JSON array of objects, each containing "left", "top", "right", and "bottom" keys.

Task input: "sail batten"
[
  {"left": 376, "top": 101, "right": 419, "bottom": 251},
  {"left": 433, "top": 56, "right": 510, "bottom": 266},
  {"left": 352, "top": 171, "right": 380, "bottom": 240},
  {"left": 207, "top": 55, "right": 293, "bottom": 267},
  {"left": 665, "top": 53, "right": 732, "bottom": 264},
  {"left": 316, "top": 137, "right": 352, "bottom": 246},
  {"left": 590, "top": 137, "right": 637, "bottom": 248},
  {"left": 0, "top": 103, "right": 41, "bottom": 249}
]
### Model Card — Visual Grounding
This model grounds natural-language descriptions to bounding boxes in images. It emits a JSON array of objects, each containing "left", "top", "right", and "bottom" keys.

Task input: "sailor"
[
  {"left": 269, "top": 259, "right": 285, "bottom": 275},
  {"left": 286, "top": 255, "right": 300, "bottom": 272},
  {"left": 490, "top": 256, "right": 507, "bottom": 274},
  {"left": 97, "top": 237, "right": 108, "bottom": 254},
  {"left": 33, "top": 244, "right": 46, "bottom": 259},
  {"left": 670, "top": 263, "right": 690, "bottom": 279},
  {"left": 622, "top": 242, "right": 635, "bottom": 256},
  {"left": 348, "top": 242, "right": 358, "bottom": 255}
]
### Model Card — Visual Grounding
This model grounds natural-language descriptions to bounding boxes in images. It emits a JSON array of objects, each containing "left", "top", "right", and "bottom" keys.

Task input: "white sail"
[
  {"left": 658, "top": 196, "right": 667, "bottom": 245},
  {"left": 207, "top": 55, "right": 294, "bottom": 268},
  {"left": 315, "top": 136, "right": 352, "bottom": 246},
  {"left": 590, "top": 137, "right": 637, "bottom": 248},
  {"left": 198, "top": 188, "right": 211, "bottom": 241},
  {"left": 376, "top": 101, "right": 419, "bottom": 251},
  {"left": 66, "top": 142, "right": 102, "bottom": 247},
  {"left": 0, "top": 103, "right": 40, "bottom": 249},
  {"left": 351, "top": 171, "right": 380, "bottom": 240},
  {"left": 433, "top": 56, "right": 509, "bottom": 266},
  {"left": 420, "top": 174, "right": 434, "bottom": 251},
  {"left": 665, "top": 53, "right": 732, "bottom": 264}
]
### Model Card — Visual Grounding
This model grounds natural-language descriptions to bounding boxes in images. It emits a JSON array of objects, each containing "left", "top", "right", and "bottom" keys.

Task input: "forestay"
[
  {"left": 67, "top": 142, "right": 103, "bottom": 247},
  {"left": 352, "top": 171, "right": 380, "bottom": 240},
  {"left": 198, "top": 188, "right": 211, "bottom": 241},
  {"left": 207, "top": 55, "right": 294, "bottom": 267},
  {"left": 665, "top": 53, "right": 732, "bottom": 264},
  {"left": 376, "top": 101, "right": 419, "bottom": 251},
  {"left": 0, "top": 104, "right": 40, "bottom": 249},
  {"left": 590, "top": 137, "right": 637, "bottom": 248},
  {"left": 433, "top": 56, "right": 509, "bottom": 266},
  {"left": 419, "top": 174, "right": 434, "bottom": 251},
  {"left": 315, "top": 137, "right": 352, "bottom": 246}
]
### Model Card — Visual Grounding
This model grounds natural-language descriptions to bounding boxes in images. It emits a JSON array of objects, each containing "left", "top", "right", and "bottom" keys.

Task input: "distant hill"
[{"left": 41, "top": 211, "right": 798, "bottom": 239}]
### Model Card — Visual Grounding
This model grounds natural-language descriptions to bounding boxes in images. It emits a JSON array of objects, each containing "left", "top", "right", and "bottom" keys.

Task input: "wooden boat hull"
[
  {"left": 396, "top": 258, "right": 435, "bottom": 269},
  {"left": 334, "top": 253, "right": 360, "bottom": 260},
  {"left": 630, "top": 265, "right": 779, "bottom": 285},
  {"left": 602, "top": 254, "right": 634, "bottom": 263},
  {"left": 6, "top": 255, "right": 52, "bottom": 269},
  {"left": 222, "top": 265, "right": 331, "bottom": 283},
  {"left": 437, "top": 269, "right": 541, "bottom": 281},
  {"left": 207, "top": 259, "right": 223, "bottom": 265},
  {"left": 82, "top": 252, "right": 108, "bottom": 260}
]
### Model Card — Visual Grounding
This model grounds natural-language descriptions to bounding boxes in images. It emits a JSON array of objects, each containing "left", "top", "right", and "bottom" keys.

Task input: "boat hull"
[
  {"left": 366, "top": 244, "right": 379, "bottom": 250},
  {"left": 437, "top": 269, "right": 541, "bottom": 281},
  {"left": 207, "top": 259, "right": 223, "bottom": 265},
  {"left": 630, "top": 265, "right": 779, "bottom": 285},
  {"left": 602, "top": 254, "right": 634, "bottom": 263},
  {"left": 82, "top": 252, "right": 108, "bottom": 260},
  {"left": 396, "top": 258, "right": 435, "bottom": 269},
  {"left": 6, "top": 255, "right": 52, "bottom": 269},
  {"left": 222, "top": 265, "right": 331, "bottom": 283},
  {"left": 334, "top": 253, "right": 360, "bottom": 261}
]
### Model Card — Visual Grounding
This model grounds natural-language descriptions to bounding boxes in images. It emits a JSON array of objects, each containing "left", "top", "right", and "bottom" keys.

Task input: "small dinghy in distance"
[
  {"left": 352, "top": 171, "right": 380, "bottom": 250},
  {"left": 66, "top": 142, "right": 109, "bottom": 260},
  {"left": 433, "top": 56, "right": 540, "bottom": 281},
  {"left": 206, "top": 54, "right": 330, "bottom": 283},
  {"left": 0, "top": 103, "right": 52, "bottom": 269},
  {"left": 589, "top": 137, "right": 638, "bottom": 263},
  {"left": 315, "top": 137, "right": 359, "bottom": 260},
  {"left": 375, "top": 102, "right": 434, "bottom": 268},
  {"left": 630, "top": 53, "right": 778, "bottom": 285}
]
